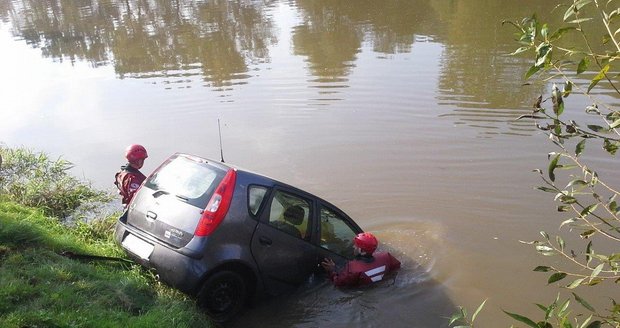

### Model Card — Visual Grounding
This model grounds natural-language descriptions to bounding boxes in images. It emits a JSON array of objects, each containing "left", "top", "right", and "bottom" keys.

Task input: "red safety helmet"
[
  {"left": 125, "top": 144, "right": 148, "bottom": 163},
  {"left": 354, "top": 232, "right": 378, "bottom": 254}
]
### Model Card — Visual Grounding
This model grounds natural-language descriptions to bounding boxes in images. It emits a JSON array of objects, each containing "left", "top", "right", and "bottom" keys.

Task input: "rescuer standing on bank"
[{"left": 115, "top": 144, "right": 148, "bottom": 207}]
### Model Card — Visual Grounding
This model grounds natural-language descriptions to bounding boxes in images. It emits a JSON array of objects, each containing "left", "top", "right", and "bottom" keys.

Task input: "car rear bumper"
[{"left": 114, "top": 220, "right": 206, "bottom": 294}]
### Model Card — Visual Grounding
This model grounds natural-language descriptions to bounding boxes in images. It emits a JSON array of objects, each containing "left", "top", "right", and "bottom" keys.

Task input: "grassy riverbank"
[
  {"left": 0, "top": 146, "right": 214, "bottom": 327},
  {"left": 0, "top": 200, "right": 213, "bottom": 327}
]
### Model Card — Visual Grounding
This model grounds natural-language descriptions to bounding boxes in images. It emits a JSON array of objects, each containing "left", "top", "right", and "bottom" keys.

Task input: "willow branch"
[{"left": 546, "top": 242, "right": 620, "bottom": 277}]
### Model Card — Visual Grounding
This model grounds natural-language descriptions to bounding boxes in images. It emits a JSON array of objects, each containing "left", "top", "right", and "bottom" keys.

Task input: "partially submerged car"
[{"left": 114, "top": 153, "right": 363, "bottom": 322}]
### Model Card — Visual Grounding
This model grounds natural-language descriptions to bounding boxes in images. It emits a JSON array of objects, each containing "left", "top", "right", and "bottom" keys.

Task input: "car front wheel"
[{"left": 197, "top": 270, "right": 247, "bottom": 323}]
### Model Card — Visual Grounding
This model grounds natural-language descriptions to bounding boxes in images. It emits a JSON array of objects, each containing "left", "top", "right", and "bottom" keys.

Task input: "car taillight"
[{"left": 194, "top": 169, "right": 237, "bottom": 237}]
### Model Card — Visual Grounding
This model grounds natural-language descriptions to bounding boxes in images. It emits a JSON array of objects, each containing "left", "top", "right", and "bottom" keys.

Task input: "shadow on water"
[{"left": 228, "top": 221, "right": 457, "bottom": 328}]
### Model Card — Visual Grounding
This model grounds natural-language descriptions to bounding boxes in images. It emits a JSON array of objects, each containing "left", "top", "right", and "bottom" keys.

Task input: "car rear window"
[{"left": 144, "top": 155, "right": 224, "bottom": 207}]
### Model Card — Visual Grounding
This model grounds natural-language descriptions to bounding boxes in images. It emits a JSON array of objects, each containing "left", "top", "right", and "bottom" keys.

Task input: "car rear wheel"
[{"left": 197, "top": 270, "right": 247, "bottom": 323}]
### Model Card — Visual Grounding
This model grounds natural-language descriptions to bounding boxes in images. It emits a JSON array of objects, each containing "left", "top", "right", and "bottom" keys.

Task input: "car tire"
[{"left": 197, "top": 270, "right": 247, "bottom": 323}]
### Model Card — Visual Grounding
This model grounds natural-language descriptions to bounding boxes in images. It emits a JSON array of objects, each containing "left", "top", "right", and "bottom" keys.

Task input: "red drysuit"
[{"left": 328, "top": 252, "right": 401, "bottom": 287}]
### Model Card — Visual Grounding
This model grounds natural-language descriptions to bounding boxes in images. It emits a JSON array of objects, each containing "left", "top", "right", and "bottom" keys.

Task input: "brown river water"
[{"left": 1, "top": 0, "right": 619, "bottom": 327}]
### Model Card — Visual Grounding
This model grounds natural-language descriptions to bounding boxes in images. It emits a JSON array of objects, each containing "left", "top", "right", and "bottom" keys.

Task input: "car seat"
[{"left": 273, "top": 205, "right": 304, "bottom": 238}]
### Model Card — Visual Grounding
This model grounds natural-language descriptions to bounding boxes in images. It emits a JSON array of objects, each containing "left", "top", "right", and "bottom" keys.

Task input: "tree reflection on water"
[
  {"left": 1, "top": 0, "right": 277, "bottom": 88},
  {"left": 0, "top": 0, "right": 568, "bottom": 134}
]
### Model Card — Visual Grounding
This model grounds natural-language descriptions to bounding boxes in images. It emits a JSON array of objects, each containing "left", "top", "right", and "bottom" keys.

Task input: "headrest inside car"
[{"left": 283, "top": 205, "right": 304, "bottom": 225}]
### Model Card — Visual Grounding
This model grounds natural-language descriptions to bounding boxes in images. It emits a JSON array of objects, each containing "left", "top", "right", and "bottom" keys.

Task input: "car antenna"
[{"left": 218, "top": 118, "right": 225, "bottom": 163}]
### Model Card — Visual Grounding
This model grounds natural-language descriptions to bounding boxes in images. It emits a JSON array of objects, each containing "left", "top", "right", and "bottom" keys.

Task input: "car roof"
[{"left": 174, "top": 152, "right": 347, "bottom": 212}]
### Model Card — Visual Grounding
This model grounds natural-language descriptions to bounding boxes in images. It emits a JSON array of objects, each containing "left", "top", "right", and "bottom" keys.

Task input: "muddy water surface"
[{"left": 1, "top": 0, "right": 618, "bottom": 327}]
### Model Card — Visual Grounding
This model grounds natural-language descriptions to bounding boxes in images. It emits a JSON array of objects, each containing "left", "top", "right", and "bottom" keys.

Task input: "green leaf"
[
  {"left": 557, "top": 205, "right": 570, "bottom": 212},
  {"left": 587, "top": 64, "right": 610, "bottom": 93},
  {"left": 575, "top": 0, "right": 593, "bottom": 10},
  {"left": 503, "top": 310, "right": 540, "bottom": 328},
  {"left": 538, "top": 321, "right": 553, "bottom": 328},
  {"left": 579, "top": 315, "right": 593, "bottom": 328},
  {"left": 557, "top": 164, "right": 577, "bottom": 170},
  {"left": 591, "top": 263, "right": 604, "bottom": 278},
  {"left": 510, "top": 46, "right": 530, "bottom": 56},
  {"left": 548, "top": 272, "right": 568, "bottom": 284},
  {"left": 564, "top": 3, "right": 578, "bottom": 21},
  {"left": 535, "top": 43, "right": 552, "bottom": 67},
  {"left": 556, "top": 235, "right": 565, "bottom": 251},
  {"left": 590, "top": 173, "right": 599, "bottom": 186},
  {"left": 550, "top": 27, "right": 577, "bottom": 41},
  {"left": 585, "top": 105, "right": 600, "bottom": 114},
  {"left": 581, "top": 230, "right": 596, "bottom": 238},
  {"left": 610, "top": 119, "right": 620, "bottom": 129},
  {"left": 587, "top": 125, "right": 608, "bottom": 133},
  {"left": 575, "top": 139, "right": 586, "bottom": 157},
  {"left": 567, "top": 278, "right": 585, "bottom": 289},
  {"left": 537, "top": 245, "right": 554, "bottom": 253},
  {"left": 541, "top": 24, "right": 549, "bottom": 39},
  {"left": 573, "top": 292, "right": 595, "bottom": 312},
  {"left": 577, "top": 57, "right": 590, "bottom": 74},
  {"left": 518, "top": 114, "right": 547, "bottom": 120},
  {"left": 535, "top": 303, "right": 548, "bottom": 312},
  {"left": 567, "top": 179, "right": 587, "bottom": 188},
  {"left": 449, "top": 311, "right": 464, "bottom": 325},
  {"left": 534, "top": 266, "right": 552, "bottom": 272},
  {"left": 559, "top": 195, "right": 577, "bottom": 204},
  {"left": 552, "top": 84, "right": 565, "bottom": 116},
  {"left": 560, "top": 218, "right": 577, "bottom": 228},
  {"left": 501, "top": 19, "right": 524, "bottom": 31},
  {"left": 558, "top": 299, "right": 570, "bottom": 316},
  {"left": 563, "top": 80, "right": 573, "bottom": 97},
  {"left": 604, "top": 139, "right": 618, "bottom": 155},
  {"left": 526, "top": 65, "right": 542, "bottom": 79},
  {"left": 585, "top": 321, "right": 602, "bottom": 328},
  {"left": 607, "top": 111, "right": 620, "bottom": 123},
  {"left": 537, "top": 186, "right": 557, "bottom": 193},
  {"left": 472, "top": 299, "right": 487, "bottom": 322},
  {"left": 610, "top": 200, "right": 618, "bottom": 213},
  {"left": 580, "top": 204, "right": 598, "bottom": 217},
  {"left": 548, "top": 153, "right": 561, "bottom": 182}
]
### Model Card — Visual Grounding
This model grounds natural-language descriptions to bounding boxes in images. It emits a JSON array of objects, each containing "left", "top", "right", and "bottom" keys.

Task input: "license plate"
[{"left": 122, "top": 234, "right": 154, "bottom": 260}]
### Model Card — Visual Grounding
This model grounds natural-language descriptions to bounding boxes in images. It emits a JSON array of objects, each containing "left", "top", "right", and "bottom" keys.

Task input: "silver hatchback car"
[{"left": 115, "top": 153, "right": 363, "bottom": 322}]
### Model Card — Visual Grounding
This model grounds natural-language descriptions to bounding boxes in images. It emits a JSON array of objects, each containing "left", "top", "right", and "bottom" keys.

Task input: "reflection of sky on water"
[{"left": 1, "top": 0, "right": 552, "bottom": 132}]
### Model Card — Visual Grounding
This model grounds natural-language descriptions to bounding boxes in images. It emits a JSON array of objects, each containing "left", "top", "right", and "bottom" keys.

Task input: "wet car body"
[{"left": 114, "top": 153, "right": 363, "bottom": 321}]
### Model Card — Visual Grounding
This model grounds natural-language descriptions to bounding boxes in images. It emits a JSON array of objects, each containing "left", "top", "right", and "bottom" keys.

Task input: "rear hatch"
[{"left": 126, "top": 154, "right": 227, "bottom": 248}]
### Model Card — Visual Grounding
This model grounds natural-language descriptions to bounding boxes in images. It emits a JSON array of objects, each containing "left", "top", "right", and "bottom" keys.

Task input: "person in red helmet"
[
  {"left": 321, "top": 232, "right": 401, "bottom": 288},
  {"left": 114, "top": 144, "right": 148, "bottom": 207}
]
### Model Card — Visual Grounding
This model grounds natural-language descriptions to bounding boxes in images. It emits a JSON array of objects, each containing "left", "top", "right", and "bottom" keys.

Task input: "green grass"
[
  {"left": 0, "top": 146, "right": 110, "bottom": 218},
  {"left": 0, "top": 145, "right": 214, "bottom": 326},
  {"left": 0, "top": 200, "right": 214, "bottom": 328}
]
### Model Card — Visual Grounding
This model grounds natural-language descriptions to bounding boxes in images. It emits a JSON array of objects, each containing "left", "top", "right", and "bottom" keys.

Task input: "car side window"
[
  {"left": 248, "top": 185, "right": 268, "bottom": 216},
  {"left": 267, "top": 190, "right": 311, "bottom": 240},
  {"left": 320, "top": 206, "right": 357, "bottom": 258}
]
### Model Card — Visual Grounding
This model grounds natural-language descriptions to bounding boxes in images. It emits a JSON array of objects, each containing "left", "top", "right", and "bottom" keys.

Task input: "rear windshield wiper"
[
  {"left": 175, "top": 194, "right": 190, "bottom": 201},
  {"left": 152, "top": 189, "right": 190, "bottom": 202},
  {"left": 152, "top": 190, "right": 170, "bottom": 198}
]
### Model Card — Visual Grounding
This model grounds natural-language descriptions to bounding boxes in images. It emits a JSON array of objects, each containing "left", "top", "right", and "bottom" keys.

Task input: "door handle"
[
  {"left": 146, "top": 211, "right": 157, "bottom": 220},
  {"left": 259, "top": 236, "right": 272, "bottom": 246}
]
